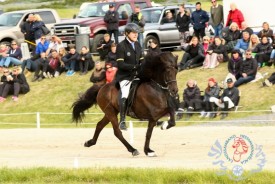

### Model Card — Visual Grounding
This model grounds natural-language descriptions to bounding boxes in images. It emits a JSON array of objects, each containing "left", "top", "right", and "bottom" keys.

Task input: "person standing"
[
  {"left": 210, "top": 0, "right": 223, "bottom": 36},
  {"left": 104, "top": 3, "right": 119, "bottom": 44},
  {"left": 31, "top": 14, "right": 46, "bottom": 45},
  {"left": 225, "top": 3, "right": 244, "bottom": 29},
  {"left": 176, "top": 4, "right": 191, "bottom": 49},
  {"left": 191, "top": 2, "right": 209, "bottom": 41},
  {"left": 21, "top": 13, "right": 35, "bottom": 51},
  {"left": 116, "top": 23, "right": 144, "bottom": 130},
  {"left": 128, "top": 6, "right": 145, "bottom": 49}
]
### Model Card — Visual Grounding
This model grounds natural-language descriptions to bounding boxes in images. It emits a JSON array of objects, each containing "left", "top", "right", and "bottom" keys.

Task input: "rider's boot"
[{"left": 119, "top": 98, "right": 127, "bottom": 130}]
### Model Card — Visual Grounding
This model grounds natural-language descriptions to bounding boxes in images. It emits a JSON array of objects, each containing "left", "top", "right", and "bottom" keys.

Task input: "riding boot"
[
  {"left": 209, "top": 102, "right": 216, "bottom": 119},
  {"left": 119, "top": 98, "right": 127, "bottom": 130},
  {"left": 221, "top": 101, "right": 229, "bottom": 120}
]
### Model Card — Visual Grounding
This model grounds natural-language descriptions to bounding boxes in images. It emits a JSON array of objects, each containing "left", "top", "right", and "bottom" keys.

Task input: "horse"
[
  {"left": 72, "top": 52, "right": 178, "bottom": 156},
  {"left": 232, "top": 137, "right": 249, "bottom": 162}
]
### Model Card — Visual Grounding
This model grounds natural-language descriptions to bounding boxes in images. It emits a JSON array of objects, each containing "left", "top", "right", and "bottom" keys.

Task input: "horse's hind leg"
[
  {"left": 144, "top": 120, "right": 157, "bottom": 157},
  {"left": 84, "top": 115, "right": 109, "bottom": 147}
]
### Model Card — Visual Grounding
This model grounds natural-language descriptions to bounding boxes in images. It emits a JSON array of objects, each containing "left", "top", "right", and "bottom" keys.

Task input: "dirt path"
[{"left": 0, "top": 127, "right": 274, "bottom": 170}]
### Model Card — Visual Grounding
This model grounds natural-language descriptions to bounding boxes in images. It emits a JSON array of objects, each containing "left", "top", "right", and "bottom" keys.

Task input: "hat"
[
  {"left": 226, "top": 78, "right": 233, "bottom": 83},
  {"left": 109, "top": 3, "right": 115, "bottom": 8},
  {"left": 208, "top": 77, "right": 216, "bottom": 83}
]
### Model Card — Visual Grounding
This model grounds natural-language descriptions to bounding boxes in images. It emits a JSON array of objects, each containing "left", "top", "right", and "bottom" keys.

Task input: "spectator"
[
  {"left": 78, "top": 46, "right": 94, "bottom": 75},
  {"left": 106, "top": 43, "right": 117, "bottom": 67},
  {"left": 0, "top": 44, "right": 9, "bottom": 68},
  {"left": 1, "top": 40, "right": 23, "bottom": 67},
  {"left": 257, "top": 22, "right": 273, "bottom": 42},
  {"left": 268, "top": 36, "right": 275, "bottom": 67},
  {"left": 90, "top": 61, "right": 106, "bottom": 86},
  {"left": 210, "top": 0, "right": 223, "bottom": 36},
  {"left": 176, "top": 4, "right": 191, "bottom": 49},
  {"left": 46, "top": 35, "right": 63, "bottom": 56},
  {"left": 128, "top": 5, "right": 145, "bottom": 49},
  {"left": 234, "top": 49, "right": 258, "bottom": 87},
  {"left": 248, "top": 34, "right": 260, "bottom": 50},
  {"left": 104, "top": 3, "right": 119, "bottom": 44},
  {"left": 178, "top": 79, "right": 202, "bottom": 120},
  {"left": 97, "top": 33, "right": 114, "bottom": 61},
  {"left": 225, "top": 3, "right": 244, "bottom": 28},
  {"left": 147, "top": 39, "right": 161, "bottom": 57},
  {"left": 234, "top": 31, "right": 250, "bottom": 56},
  {"left": 222, "top": 22, "right": 241, "bottom": 52},
  {"left": 32, "top": 52, "right": 49, "bottom": 82},
  {"left": 105, "top": 63, "right": 117, "bottom": 83},
  {"left": 178, "top": 36, "right": 205, "bottom": 71},
  {"left": 0, "top": 66, "right": 29, "bottom": 102},
  {"left": 63, "top": 47, "right": 79, "bottom": 76},
  {"left": 263, "top": 72, "right": 275, "bottom": 87},
  {"left": 226, "top": 49, "right": 243, "bottom": 82},
  {"left": 46, "top": 49, "right": 60, "bottom": 78},
  {"left": 253, "top": 36, "right": 273, "bottom": 67},
  {"left": 240, "top": 22, "right": 253, "bottom": 36},
  {"left": 202, "top": 36, "right": 210, "bottom": 56},
  {"left": 203, "top": 36, "right": 227, "bottom": 69},
  {"left": 210, "top": 78, "right": 239, "bottom": 119},
  {"left": 0, "top": 68, "right": 10, "bottom": 101},
  {"left": 191, "top": 2, "right": 209, "bottom": 41},
  {"left": 161, "top": 11, "right": 174, "bottom": 24},
  {"left": 202, "top": 77, "right": 220, "bottom": 118},
  {"left": 20, "top": 13, "right": 35, "bottom": 52},
  {"left": 55, "top": 47, "right": 67, "bottom": 77},
  {"left": 31, "top": 14, "right": 46, "bottom": 45}
]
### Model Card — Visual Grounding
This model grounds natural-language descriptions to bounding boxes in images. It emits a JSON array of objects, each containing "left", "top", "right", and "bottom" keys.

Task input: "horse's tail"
[{"left": 72, "top": 84, "right": 102, "bottom": 123}]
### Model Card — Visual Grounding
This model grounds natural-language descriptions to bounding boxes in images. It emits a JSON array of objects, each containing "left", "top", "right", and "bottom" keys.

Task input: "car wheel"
[
  {"left": 144, "top": 35, "right": 159, "bottom": 49},
  {"left": 91, "top": 34, "right": 104, "bottom": 54}
]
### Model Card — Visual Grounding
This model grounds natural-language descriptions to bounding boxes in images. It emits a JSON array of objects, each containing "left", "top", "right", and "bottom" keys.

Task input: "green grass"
[
  {"left": 0, "top": 167, "right": 274, "bottom": 183},
  {"left": 56, "top": 8, "right": 79, "bottom": 19}
]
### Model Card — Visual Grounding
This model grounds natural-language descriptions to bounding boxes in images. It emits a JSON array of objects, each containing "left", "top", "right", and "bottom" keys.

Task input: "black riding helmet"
[{"left": 124, "top": 23, "right": 140, "bottom": 35}]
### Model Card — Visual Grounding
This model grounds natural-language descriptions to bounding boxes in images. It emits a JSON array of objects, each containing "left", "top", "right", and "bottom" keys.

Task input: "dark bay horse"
[{"left": 72, "top": 52, "right": 178, "bottom": 156}]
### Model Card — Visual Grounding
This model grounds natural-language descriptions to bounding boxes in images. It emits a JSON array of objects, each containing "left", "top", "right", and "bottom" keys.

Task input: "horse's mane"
[{"left": 140, "top": 52, "right": 177, "bottom": 82}]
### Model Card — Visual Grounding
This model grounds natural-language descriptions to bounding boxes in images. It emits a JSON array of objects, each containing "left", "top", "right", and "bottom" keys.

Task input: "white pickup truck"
[{"left": 0, "top": 9, "right": 60, "bottom": 46}]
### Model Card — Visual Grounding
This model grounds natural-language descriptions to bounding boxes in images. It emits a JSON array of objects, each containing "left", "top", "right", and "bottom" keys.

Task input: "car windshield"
[
  {"left": 77, "top": 3, "right": 110, "bottom": 18},
  {"left": 142, "top": 9, "right": 162, "bottom": 23},
  {"left": 0, "top": 13, "right": 23, "bottom": 26}
]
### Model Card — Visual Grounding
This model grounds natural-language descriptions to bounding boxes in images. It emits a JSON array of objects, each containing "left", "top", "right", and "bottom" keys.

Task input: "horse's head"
[
  {"left": 232, "top": 137, "right": 249, "bottom": 154},
  {"left": 160, "top": 52, "right": 178, "bottom": 97}
]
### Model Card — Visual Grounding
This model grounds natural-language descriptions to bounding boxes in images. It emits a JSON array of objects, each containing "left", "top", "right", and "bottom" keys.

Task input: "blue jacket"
[
  {"left": 191, "top": 9, "right": 209, "bottom": 30},
  {"left": 31, "top": 21, "right": 44, "bottom": 40},
  {"left": 234, "top": 39, "right": 249, "bottom": 51},
  {"left": 35, "top": 41, "right": 50, "bottom": 55}
]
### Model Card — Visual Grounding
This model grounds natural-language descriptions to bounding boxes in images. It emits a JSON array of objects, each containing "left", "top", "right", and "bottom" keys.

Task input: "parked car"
[
  {"left": 0, "top": 9, "right": 60, "bottom": 46},
  {"left": 119, "top": 5, "right": 211, "bottom": 49},
  {"left": 52, "top": 0, "right": 152, "bottom": 52}
]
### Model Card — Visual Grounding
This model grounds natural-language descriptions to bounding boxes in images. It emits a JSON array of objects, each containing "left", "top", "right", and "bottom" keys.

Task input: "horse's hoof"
[
  {"left": 147, "top": 152, "right": 157, "bottom": 157},
  {"left": 161, "top": 121, "right": 168, "bottom": 130},
  {"left": 84, "top": 140, "right": 95, "bottom": 147},
  {"left": 132, "top": 150, "right": 140, "bottom": 156}
]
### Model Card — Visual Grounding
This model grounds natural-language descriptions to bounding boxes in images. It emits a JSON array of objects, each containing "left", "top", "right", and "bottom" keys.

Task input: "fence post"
[
  {"left": 129, "top": 120, "right": 134, "bottom": 144},
  {"left": 36, "top": 112, "right": 40, "bottom": 129}
]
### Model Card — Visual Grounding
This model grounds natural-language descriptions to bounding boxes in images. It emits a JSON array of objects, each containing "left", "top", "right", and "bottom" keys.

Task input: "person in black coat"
[
  {"left": 104, "top": 3, "right": 119, "bottom": 44},
  {"left": 228, "top": 49, "right": 243, "bottom": 80},
  {"left": 252, "top": 36, "right": 273, "bottom": 67},
  {"left": 234, "top": 49, "right": 258, "bottom": 87},
  {"left": 106, "top": 43, "right": 117, "bottom": 67},
  {"left": 116, "top": 23, "right": 144, "bottom": 130},
  {"left": 97, "top": 33, "right": 114, "bottom": 61},
  {"left": 62, "top": 47, "right": 79, "bottom": 76},
  {"left": 78, "top": 46, "right": 94, "bottom": 75},
  {"left": 176, "top": 4, "right": 191, "bottom": 48},
  {"left": 21, "top": 13, "right": 35, "bottom": 51}
]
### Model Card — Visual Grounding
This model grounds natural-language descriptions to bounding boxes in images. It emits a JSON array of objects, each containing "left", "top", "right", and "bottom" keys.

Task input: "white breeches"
[
  {"left": 209, "top": 96, "right": 235, "bottom": 109},
  {"left": 119, "top": 80, "right": 132, "bottom": 99}
]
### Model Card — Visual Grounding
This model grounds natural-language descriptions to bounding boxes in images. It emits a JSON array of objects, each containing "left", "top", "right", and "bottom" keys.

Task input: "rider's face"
[{"left": 127, "top": 32, "right": 138, "bottom": 42}]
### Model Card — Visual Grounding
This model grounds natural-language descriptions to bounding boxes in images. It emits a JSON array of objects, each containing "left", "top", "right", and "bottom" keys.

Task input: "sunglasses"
[{"left": 41, "top": 38, "right": 46, "bottom": 40}]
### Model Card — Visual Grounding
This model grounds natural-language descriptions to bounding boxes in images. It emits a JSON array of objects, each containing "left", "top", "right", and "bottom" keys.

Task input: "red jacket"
[
  {"left": 226, "top": 9, "right": 244, "bottom": 28},
  {"left": 106, "top": 67, "right": 117, "bottom": 83}
]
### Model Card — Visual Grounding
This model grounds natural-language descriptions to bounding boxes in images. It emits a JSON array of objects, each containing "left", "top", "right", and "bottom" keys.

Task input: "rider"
[{"left": 116, "top": 23, "right": 144, "bottom": 130}]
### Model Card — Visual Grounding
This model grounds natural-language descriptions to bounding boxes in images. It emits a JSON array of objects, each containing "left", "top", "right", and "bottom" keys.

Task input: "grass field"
[{"left": 0, "top": 167, "right": 274, "bottom": 184}]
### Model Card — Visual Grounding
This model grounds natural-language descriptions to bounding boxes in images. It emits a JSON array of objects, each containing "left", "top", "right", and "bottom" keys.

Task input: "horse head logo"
[{"left": 232, "top": 137, "right": 249, "bottom": 162}]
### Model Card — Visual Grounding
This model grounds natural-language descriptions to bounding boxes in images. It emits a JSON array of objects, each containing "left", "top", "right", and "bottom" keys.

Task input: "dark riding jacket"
[{"left": 115, "top": 38, "right": 144, "bottom": 81}]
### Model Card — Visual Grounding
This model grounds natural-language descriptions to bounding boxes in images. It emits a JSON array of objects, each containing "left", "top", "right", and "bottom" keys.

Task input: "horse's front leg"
[
  {"left": 84, "top": 115, "right": 109, "bottom": 147},
  {"left": 144, "top": 120, "right": 157, "bottom": 157},
  {"left": 161, "top": 108, "right": 176, "bottom": 130}
]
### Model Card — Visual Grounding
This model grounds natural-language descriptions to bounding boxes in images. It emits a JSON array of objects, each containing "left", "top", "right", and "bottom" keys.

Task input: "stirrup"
[{"left": 119, "top": 121, "right": 127, "bottom": 131}]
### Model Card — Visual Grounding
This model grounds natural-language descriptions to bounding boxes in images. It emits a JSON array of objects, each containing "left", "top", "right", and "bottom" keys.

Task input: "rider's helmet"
[{"left": 124, "top": 23, "right": 140, "bottom": 35}]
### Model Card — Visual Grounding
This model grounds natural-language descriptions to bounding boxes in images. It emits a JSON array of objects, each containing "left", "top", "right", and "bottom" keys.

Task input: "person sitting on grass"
[
  {"left": 45, "top": 49, "right": 60, "bottom": 78},
  {"left": 262, "top": 72, "right": 275, "bottom": 87},
  {"left": 97, "top": 33, "right": 114, "bottom": 61},
  {"left": 90, "top": 61, "right": 106, "bottom": 87},
  {"left": 209, "top": 78, "right": 239, "bottom": 119},
  {"left": 252, "top": 36, "right": 273, "bottom": 68},
  {"left": 224, "top": 49, "right": 243, "bottom": 84},
  {"left": 105, "top": 62, "right": 117, "bottom": 83},
  {"left": 0, "top": 66, "right": 29, "bottom": 102},
  {"left": 78, "top": 46, "right": 94, "bottom": 75},
  {"left": 32, "top": 52, "right": 49, "bottom": 82},
  {"left": 234, "top": 31, "right": 250, "bottom": 56},
  {"left": 234, "top": 49, "right": 257, "bottom": 87},
  {"left": 1, "top": 40, "right": 23, "bottom": 67},
  {"left": 106, "top": 43, "right": 117, "bottom": 68},
  {"left": 63, "top": 47, "right": 79, "bottom": 76}
]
